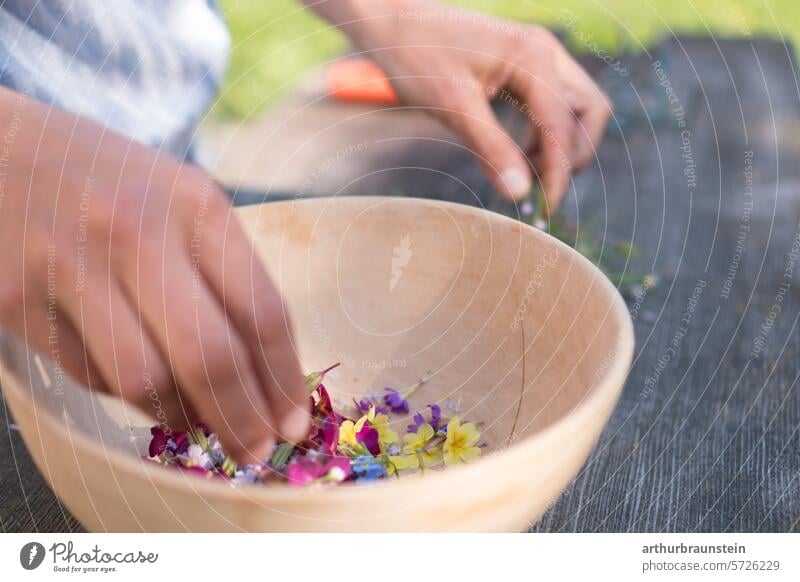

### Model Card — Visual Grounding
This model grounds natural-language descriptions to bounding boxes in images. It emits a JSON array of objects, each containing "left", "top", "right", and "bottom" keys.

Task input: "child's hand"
[
  {"left": 0, "top": 87, "right": 308, "bottom": 463},
  {"left": 308, "top": 0, "right": 612, "bottom": 213}
]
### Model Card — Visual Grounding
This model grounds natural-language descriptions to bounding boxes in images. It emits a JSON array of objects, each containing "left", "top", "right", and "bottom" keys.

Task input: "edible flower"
[
  {"left": 356, "top": 425, "right": 381, "bottom": 456},
  {"left": 145, "top": 365, "right": 482, "bottom": 486},
  {"left": 408, "top": 404, "right": 442, "bottom": 432},
  {"left": 338, "top": 413, "right": 370, "bottom": 448},
  {"left": 148, "top": 426, "right": 170, "bottom": 458},
  {"left": 443, "top": 417, "right": 482, "bottom": 466},
  {"left": 286, "top": 456, "right": 351, "bottom": 486},
  {"left": 370, "top": 412, "right": 399, "bottom": 449},
  {"left": 180, "top": 444, "right": 213, "bottom": 470},
  {"left": 354, "top": 397, "right": 388, "bottom": 416},
  {"left": 383, "top": 387, "right": 409, "bottom": 414},
  {"left": 393, "top": 423, "right": 442, "bottom": 470},
  {"left": 351, "top": 455, "right": 388, "bottom": 481}
]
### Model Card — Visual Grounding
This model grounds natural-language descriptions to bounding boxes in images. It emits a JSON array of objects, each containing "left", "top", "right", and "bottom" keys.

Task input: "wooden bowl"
[{"left": 1, "top": 197, "right": 633, "bottom": 531}]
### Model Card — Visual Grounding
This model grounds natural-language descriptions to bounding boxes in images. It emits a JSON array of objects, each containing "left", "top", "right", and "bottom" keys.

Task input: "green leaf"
[
  {"left": 188, "top": 427, "right": 208, "bottom": 450},
  {"left": 270, "top": 442, "right": 295, "bottom": 469},
  {"left": 221, "top": 455, "right": 238, "bottom": 477}
]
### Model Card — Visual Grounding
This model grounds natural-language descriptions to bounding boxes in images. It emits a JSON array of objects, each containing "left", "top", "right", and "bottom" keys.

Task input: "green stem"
[
  {"left": 321, "top": 362, "right": 341, "bottom": 375},
  {"left": 531, "top": 186, "right": 547, "bottom": 226}
]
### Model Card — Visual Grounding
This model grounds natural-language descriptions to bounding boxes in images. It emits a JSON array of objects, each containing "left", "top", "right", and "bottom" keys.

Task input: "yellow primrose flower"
[
  {"left": 387, "top": 452, "right": 420, "bottom": 473},
  {"left": 371, "top": 413, "right": 399, "bottom": 449},
  {"left": 386, "top": 454, "right": 410, "bottom": 475},
  {"left": 443, "top": 417, "right": 481, "bottom": 466},
  {"left": 338, "top": 413, "right": 370, "bottom": 447},
  {"left": 400, "top": 423, "right": 442, "bottom": 469}
]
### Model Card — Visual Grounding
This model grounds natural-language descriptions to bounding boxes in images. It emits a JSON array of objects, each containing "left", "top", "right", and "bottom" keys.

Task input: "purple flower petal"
[
  {"left": 286, "top": 455, "right": 351, "bottom": 486},
  {"left": 354, "top": 398, "right": 372, "bottom": 414},
  {"left": 170, "top": 432, "right": 189, "bottom": 455},
  {"left": 323, "top": 456, "right": 351, "bottom": 481},
  {"left": 429, "top": 404, "right": 442, "bottom": 430},
  {"left": 407, "top": 412, "right": 425, "bottom": 433},
  {"left": 383, "top": 388, "right": 409, "bottom": 415},
  {"left": 314, "top": 385, "right": 345, "bottom": 423},
  {"left": 356, "top": 425, "right": 381, "bottom": 456},
  {"left": 148, "top": 426, "right": 169, "bottom": 458},
  {"left": 407, "top": 405, "right": 442, "bottom": 432},
  {"left": 286, "top": 458, "right": 326, "bottom": 485},
  {"left": 322, "top": 419, "right": 339, "bottom": 454}
]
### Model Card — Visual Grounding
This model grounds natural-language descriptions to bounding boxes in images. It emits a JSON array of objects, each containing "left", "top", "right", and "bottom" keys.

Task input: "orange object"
[{"left": 327, "top": 58, "right": 399, "bottom": 104}]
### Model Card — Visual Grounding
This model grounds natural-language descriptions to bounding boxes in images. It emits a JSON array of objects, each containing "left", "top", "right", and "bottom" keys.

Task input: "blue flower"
[
  {"left": 351, "top": 455, "right": 388, "bottom": 481},
  {"left": 231, "top": 465, "right": 261, "bottom": 485}
]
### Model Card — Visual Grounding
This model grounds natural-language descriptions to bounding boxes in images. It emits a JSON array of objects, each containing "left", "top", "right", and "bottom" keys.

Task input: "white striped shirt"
[{"left": 0, "top": 0, "right": 231, "bottom": 158}]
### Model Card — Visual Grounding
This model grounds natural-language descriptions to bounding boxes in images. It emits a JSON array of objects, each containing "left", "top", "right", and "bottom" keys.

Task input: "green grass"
[{"left": 215, "top": 0, "right": 798, "bottom": 119}]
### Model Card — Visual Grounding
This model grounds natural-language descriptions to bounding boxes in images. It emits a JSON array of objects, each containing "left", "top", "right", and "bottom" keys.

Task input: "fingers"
[
  {"left": 56, "top": 273, "right": 193, "bottom": 433},
  {"left": 557, "top": 51, "right": 614, "bottom": 172},
  {"left": 496, "top": 28, "right": 613, "bottom": 215},
  {"left": 573, "top": 92, "right": 613, "bottom": 172},
  {"left": 510, "top": 47, "right": 574, "bottom": 215},
  {"left": 119, "top": 230, "right": 277, "bottom": 465},
  {"left": 14, "top": 301, "right": 109, "bottom": 394},
  {"left": 435, "top": 84, "right": 532, "bottom": 202},
  {"left": 191, "top": 189, "right": 308, "bottom": 443}
]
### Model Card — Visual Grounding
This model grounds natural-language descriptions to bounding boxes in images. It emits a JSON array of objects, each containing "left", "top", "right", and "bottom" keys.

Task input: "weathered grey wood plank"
[{"left": 532, "top": 36, "right": 800, "bottom": 533}]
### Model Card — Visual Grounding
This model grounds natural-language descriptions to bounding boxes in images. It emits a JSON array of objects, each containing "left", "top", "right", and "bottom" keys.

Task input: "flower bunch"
[{"left": 146, "top": 364, "right": 483, "bottom": 486}]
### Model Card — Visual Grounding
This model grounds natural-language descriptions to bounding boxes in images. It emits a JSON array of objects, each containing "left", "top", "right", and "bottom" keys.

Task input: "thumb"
[{"left": 437, "top": 89, "right": 532, "bottom": 202}]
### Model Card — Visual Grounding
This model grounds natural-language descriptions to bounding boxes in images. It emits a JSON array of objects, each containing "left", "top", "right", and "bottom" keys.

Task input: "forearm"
[{"left": 300, "top": 0, "right": 429, "bottom": 49}]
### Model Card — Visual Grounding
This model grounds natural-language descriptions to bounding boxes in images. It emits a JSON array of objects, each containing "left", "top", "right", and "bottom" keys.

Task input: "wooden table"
[{"left": 2, "top": 36, "right": 799, "bottom": 532}]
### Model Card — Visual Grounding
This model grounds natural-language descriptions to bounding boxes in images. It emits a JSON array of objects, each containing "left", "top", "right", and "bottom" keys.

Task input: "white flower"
[
  {"left": 520, "top": 200, "right": 534, "bottom": 216},
  {"left": 206, "top": 434, "right": 225, "bottom": 464},
  {"left": 328, "top": 466, "right": 346, "bottom": 482},
  {"left": 181, "top": 444, "right": 212, "bottom": 469},
  {"left": 231, "top": 466, "right": 261, "bottom": 485}
]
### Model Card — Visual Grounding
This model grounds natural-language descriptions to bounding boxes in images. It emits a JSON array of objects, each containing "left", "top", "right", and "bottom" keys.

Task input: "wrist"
[{"left": 0, "top": 85, "right": 28, "bottom": 127}]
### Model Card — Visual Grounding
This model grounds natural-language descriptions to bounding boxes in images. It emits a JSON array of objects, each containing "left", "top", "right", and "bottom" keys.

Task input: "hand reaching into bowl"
[
  {"left": 307, "top": 0, "right": 613, "bottom": 214},
  {"left": 0, "top": 86, "right": 307, "bottom": 464}
]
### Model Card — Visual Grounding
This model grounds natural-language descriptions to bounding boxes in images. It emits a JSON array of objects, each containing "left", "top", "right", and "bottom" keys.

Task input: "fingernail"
[
  {"left": 280, "top": 406, "right": 310, "bottom": 443},
  {"left": 500, "top": 167, "right": 532, "bottom": 201}
]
